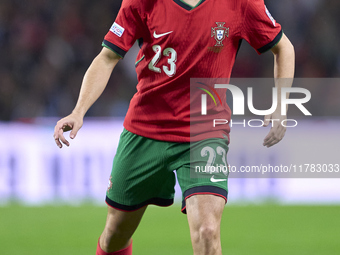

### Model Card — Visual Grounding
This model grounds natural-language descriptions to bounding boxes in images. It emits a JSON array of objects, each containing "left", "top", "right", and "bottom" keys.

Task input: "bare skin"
[
  {"left": 186, "top": 195, "right": 225, "bottom": 255},
  {"left": 99, "top": 206, "right": 147, "bottom": 252},
  {"left": 264, "top": 33, "right": 295, "bottom": 148},
  {"left": 181, "top": 0, "right": 201, "bottom": 7},
  {"left": 53, "top": 47, "right": 120, "bottom": 148}
]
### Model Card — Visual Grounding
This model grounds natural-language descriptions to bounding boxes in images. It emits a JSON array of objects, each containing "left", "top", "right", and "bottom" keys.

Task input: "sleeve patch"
[
  {"left": 110, "top": 22, "right": 125, "bottom": 37},
  {"left": 265, "top": 6, "right": 276, "bottom": 27}
]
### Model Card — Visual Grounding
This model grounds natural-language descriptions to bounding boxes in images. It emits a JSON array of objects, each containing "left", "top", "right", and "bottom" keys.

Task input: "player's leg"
[
  {"left": 97, "top": 129, "right": 176, "bottom": 254},
  {"left": 97, "top": 205, "right": 146, "bottom": 254},
  {"left": 186, "top": 194, "right": 225, "bottom": 255},
  {"left": 171, "top": 137, "right": 229, "bottom": 254}
]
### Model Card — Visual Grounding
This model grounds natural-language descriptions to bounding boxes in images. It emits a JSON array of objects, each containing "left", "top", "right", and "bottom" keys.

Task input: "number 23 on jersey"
[{"left": 148, "top": 45, "right": 177, "bottom": 77}]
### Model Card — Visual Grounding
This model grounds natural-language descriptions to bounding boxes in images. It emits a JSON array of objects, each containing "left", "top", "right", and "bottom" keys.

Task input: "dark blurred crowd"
[{"left": 0, "top": 0, "right": 339, "bottom": 121}]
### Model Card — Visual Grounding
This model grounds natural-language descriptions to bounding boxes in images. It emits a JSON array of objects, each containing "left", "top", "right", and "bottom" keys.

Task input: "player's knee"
[
  {"left": 100, "top": 228, "right": 130, "bottom": 252},
  {"left": 104, "top": 225, "right": 120, "bottom": 238},
  {"left": 197, "top": 224, "right": 219, "bottom": 243},
  {"left": 104, "top": 222, "right": 132, "bottom": 241}
]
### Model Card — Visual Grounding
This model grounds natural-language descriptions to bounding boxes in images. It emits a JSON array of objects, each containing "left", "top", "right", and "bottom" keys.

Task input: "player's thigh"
[{"left": 186, "top": 194, "right": 225, "bottom": 227}]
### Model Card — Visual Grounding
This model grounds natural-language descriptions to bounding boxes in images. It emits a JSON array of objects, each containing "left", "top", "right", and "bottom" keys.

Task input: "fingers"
[
  {"left": 70, "top": 123, "right": 82, "bottom": 139},
  {"left": 54, "top": 134, "right": 63, "bottom": 148},
  {"left": 53, "top": 115, "right": 83, "bottom": 148},
  {"left": 263, "top": 125, "right": 286, "bottom": 148},
  {"left": 263, "top": 113, "right": 287, "bottom": 147},
  {"left": 263, "top": 132, "right": 278, "bottom": 148},
  {"left": 53, "top": 121, "right": 72, "bottom": 148},
  {"left": 59, "top": 127, "right": 70, "bottom": 147},
  {"left": 54, "top": 127, "right": 69, "bottom": 148}
]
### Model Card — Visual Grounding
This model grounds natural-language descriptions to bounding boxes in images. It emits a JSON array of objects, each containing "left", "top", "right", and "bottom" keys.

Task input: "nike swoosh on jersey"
[
  {"left": 210, "top": 175, "right": 227, "bottom": 183},
  {"left": 153, "top": 31, "right": 173, "bottom": 38}
]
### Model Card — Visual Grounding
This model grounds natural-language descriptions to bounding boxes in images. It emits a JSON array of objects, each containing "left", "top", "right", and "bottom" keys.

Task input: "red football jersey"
[{"left": 103, "top": 0, "right": 282, "bottom": 142}]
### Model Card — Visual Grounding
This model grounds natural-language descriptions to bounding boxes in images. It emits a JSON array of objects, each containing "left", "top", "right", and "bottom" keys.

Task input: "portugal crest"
[
  {"left": 107, "top": 175, "right": 113, "bottom": 192},
  {"left": 211, "top": 22, "right": 229, "bottom": 46}
]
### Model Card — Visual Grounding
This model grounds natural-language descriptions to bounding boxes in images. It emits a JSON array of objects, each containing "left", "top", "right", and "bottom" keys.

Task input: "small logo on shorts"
[
  {"left": 210, "top": 175, "right": 227, "bottom": 183},
  {"left": 107, "top": 176, "right": 113, "bottom": 192}
]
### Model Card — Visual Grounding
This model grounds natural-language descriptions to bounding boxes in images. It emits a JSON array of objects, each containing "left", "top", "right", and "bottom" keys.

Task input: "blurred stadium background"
[{"left": 0, "top": 0, "right": 340, "bottom": 254}]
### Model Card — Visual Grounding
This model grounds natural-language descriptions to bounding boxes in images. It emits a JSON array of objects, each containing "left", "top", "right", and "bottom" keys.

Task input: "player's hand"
[
  {"left": 263, "top": 111, "right": 287, "bottom": 148},
  {"left": 53, "top": 113, "right": 83, "bottom": 148}
]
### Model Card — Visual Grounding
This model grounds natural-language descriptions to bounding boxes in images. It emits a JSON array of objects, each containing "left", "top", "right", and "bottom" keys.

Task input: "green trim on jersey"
[
  {"left": 135, "top": 55, "right": 145, "bottom": 67},
  {"left": 194, "top": 0, "right": 204, "bottom": 8},
  {"left": 178, "top": 0, "right": 204, "bottom": 9},
  {"left": 102, "top": 43, "right": 123, "bottom": 59}
]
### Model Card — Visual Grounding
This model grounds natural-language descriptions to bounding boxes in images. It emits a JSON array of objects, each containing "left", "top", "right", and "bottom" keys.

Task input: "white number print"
[
  {"left": 148, "top": 45, "right": 177, "bottom": 77},
  {"left": 216, "top": 146, "right": 227, "bottom": 168},
  {"left": 162, "top": 47, "right": 177, "bottom": 77},
  {"left": 200, "top": 146, "right": 228, "bottom": 175},
  {"left": 201, "top": 146, "right": 216, "bottom": 168},
  {"left": 148, "top": 45, "right": 162, "bottom": 73}
]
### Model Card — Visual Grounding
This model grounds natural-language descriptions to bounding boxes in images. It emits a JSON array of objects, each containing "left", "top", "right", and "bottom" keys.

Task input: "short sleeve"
[
  {"left": 102, "top": 0, "right": 145, "bottom": 58},
  {"left": 241, "top": 0, "right": 282, "bottom": 54}
]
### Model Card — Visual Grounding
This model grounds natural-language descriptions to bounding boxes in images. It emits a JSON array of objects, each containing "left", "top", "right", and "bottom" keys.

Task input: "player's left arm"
[{"left": 263, "top": 33, "right": 295, "bottom": 147}]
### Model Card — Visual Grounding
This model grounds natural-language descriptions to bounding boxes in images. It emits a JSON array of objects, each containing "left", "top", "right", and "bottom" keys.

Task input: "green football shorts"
[{"left": 106, "top": 129, "right": 229, "bottom": 214}]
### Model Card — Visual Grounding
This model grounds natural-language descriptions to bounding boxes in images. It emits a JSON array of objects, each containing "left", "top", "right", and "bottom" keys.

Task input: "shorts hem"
[
  {"left": 105, "top": 196, "right": 174, "bottom": 212},
  {"left": 181, "top": 186, "right": 228, "bottom": 214}
]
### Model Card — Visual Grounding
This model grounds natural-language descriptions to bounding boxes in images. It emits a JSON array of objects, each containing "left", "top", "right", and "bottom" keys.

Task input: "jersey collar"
[{"left": 173, "top": 0, "right": 206, "bottom": 11}]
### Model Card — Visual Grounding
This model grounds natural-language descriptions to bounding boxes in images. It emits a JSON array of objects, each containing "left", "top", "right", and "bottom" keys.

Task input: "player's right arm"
[{"left": 53, "top": 47, "right": 121, "bottom": 148}]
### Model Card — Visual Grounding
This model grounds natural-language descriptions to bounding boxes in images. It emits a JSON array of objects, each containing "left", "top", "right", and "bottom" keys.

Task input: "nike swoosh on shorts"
[{"left": 210, "top": 175, "right": 227, "bottom": 183}]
